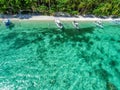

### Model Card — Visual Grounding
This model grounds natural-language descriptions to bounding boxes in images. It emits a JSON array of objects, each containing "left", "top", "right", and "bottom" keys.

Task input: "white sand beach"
[
  {"left": 28, "top": 16, "right": 114, "bottom": 21},
  {"left": 0, "top": 15, "right": 120, "bottom": 21}
]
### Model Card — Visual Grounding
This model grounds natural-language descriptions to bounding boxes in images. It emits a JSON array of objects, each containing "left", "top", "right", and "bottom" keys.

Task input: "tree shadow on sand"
[
  {"left": 62, "top": 26, "right": 95, "bottom": 36},
  {"left": 1, "top": 32, "right": 18, "bottom": 42},
  {"left": 3, "top": 26, "right": 95, "bottom": 50},
  {"left": 58, "top": 26, "right": 95, "bottom": 43},
  {"left": 10, "top": 37, "right": 43, "bottom": 50},
  {"left": 6, "top": 32, "right": 43, "bottom": 49}
]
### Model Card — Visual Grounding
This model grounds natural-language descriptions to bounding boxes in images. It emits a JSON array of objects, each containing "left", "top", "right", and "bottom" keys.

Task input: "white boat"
[
  {"left": 95, "top": 21, "right": 104, "bottom": 29},
  {"left": 55, "top": 19, "right": 64, "bottom": 29},
  {"left": 72, "top": 21, "right": 79, "bottom": 29},
  {"left": 112, "top": 19, "right": 120, "bottom": 24}
]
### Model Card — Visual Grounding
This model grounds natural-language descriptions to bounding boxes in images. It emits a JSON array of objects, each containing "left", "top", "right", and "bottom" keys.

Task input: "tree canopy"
[{"left": 0, "top": 0, "right": 120, "bottom": 16}]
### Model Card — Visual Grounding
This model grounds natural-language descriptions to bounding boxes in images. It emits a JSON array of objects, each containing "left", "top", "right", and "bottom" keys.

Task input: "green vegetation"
[{"left": 0, "top": 0, "right": 120, "bottom": 16}]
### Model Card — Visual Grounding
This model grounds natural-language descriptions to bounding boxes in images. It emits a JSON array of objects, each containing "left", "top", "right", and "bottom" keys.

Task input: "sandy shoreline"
[{"left": 0, "top": 15, "right": 120, "bottom": 21}]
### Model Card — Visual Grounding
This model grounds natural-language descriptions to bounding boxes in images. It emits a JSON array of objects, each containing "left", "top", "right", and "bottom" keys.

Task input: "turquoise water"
[{"left": 0, "top": 21, "right": 120, "bottom": 90}]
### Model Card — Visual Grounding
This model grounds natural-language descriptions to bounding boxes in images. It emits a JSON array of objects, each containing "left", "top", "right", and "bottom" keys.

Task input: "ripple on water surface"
[{"left": 0, "top": 21, "right": 120, "bottom": 90}]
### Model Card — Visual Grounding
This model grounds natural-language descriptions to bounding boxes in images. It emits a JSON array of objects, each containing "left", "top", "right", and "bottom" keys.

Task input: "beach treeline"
[{"left": 0, "top": 0, "right": 120, "bottom": 16}]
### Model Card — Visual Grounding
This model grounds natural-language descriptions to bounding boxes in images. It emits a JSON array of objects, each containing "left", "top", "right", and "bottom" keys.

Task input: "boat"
[
  {"left": 112, "top": 19, "right": 120, "bottom": 25},
  {"left": 4, "top": 19, "right": 11, "bottom": 27},
  {"left": 3, "top": 19, "right": 14, "bottom": 28},
  {"left": 55, "top": 19, "right": 64, "bottom": 29},
  {"left": 72, "top": 21, "right": 79, "bottom": 29},
  {"left": 95, "top": 21, "right": 104, "bottom": 29}
]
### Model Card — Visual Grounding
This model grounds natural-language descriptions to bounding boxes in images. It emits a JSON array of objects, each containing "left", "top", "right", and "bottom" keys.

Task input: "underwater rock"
[
  {"left": 109, "top": 60, "right": 118, "bottom": 67},
  {"left": 106, "top": 82, "right": 118, "bottom": 90}
]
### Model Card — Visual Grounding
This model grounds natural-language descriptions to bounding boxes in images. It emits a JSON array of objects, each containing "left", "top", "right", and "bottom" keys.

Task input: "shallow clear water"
[{"left": 0, "top": 21, "right": 120, "bottom": 90}]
